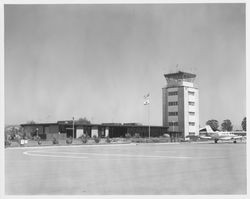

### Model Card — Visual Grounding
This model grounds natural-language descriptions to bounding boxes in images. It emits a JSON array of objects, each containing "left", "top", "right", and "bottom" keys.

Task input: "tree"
[
  {"left": 26, "top": 120, "right": 36, "bottom": 124},
  {"left": 76, "top": 117, "right": 91, "bottom": 124},
  {"left": 241, "top": 117, "right": 246, "bottom": 131},
  {"left": 221, "top": 119, "right": 233, "bottom": 131},
  {"left": 5, "top": 125, "right": 20, "bottom": 140},
  {"left": 206, "top": 120, "right": 219, "bottom": 131}
]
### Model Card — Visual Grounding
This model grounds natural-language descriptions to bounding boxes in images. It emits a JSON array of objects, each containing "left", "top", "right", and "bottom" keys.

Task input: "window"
[
  {"left": 188, "top": 102, "right": 195, "bottom": 106},
  {"left": 189, "top": 112, "right": 195, "bottom": 116},
  {"left": 169, "top": 122, "right": 178, "bottom": 126},
  {"left": 168, "top": 101, "right": 178, "bottom": 106},
  {"left": 189, "top": 132, "right": 195, "bottom": 135},
  {"left": 189, "top": 122, "right": 195, "bottom": 126},
  {"left": 168, "top": 91, "right": 178, "bottom": 96},
  {"left": 169, "top": 112, "right": 178, "bottom": 116},
  {"left": 188, "top": 91, "right": 195, "bottom": 96}
]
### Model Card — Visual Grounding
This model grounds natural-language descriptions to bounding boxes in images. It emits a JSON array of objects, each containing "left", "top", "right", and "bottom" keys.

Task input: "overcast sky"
[{"left": 4, "top": 4, "right": 246, "bottom": 129}]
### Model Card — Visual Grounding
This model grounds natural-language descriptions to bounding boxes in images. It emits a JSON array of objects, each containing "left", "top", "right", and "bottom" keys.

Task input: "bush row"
[{"left": 5, "top": 133, "right": 172, "bottom": 147}]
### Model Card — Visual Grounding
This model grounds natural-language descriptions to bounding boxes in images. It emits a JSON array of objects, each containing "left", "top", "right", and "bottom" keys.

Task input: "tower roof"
[{"left": 164, "top": 71, "right": 196, "bottom": 79}]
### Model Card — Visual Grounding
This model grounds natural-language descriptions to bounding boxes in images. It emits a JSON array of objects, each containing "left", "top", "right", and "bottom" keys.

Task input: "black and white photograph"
[{"left": 2, "top": 1, "right": 247, "bottom": 198}]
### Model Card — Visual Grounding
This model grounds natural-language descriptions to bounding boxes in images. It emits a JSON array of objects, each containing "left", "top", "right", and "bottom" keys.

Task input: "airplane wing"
[
  {"left": 217, "top": 135, "right": 244, "bottom": 143},
  {"left": 219, "top": 136, "right": 233, "bottom": 140},
  {"left": 199, "top": 135, "right": 212, "bottom": 139},
  {"left": 233, "top": 136, "right": 244, "bottom": 139}
]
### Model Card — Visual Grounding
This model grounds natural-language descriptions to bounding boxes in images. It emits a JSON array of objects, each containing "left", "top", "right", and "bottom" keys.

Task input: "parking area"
[{"left": 5, "top": 143, "right": 246, "bottom": 195}]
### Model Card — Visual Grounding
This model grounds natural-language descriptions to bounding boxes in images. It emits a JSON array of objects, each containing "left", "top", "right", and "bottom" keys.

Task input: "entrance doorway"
[{"left": 66, "top": 128, "right": 74, "bottom": 138}]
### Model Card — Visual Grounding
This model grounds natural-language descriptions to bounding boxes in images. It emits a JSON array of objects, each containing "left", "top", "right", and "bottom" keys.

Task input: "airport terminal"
[
  {"left": 21, "top": 71, "right": 199, "bottom": 141},
  {"left": 20, "top": 121, "right": 170, "bottom": 139},
  {"left": 8, "top": 71, "right": 246, "bottom": 195}
]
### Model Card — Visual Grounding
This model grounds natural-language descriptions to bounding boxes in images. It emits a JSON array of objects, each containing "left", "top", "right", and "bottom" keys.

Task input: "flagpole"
[{"left": 144, "top": 93, "right": 150, "bottom": 139}]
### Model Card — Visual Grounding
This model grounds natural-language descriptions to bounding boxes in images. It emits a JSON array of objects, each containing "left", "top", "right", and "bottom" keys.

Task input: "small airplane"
[{"left": 199, "top": 125, "right": 245, "bottom": 143}]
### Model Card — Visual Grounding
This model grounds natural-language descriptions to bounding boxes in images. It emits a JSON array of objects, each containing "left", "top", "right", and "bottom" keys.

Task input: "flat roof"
[
  {"left": 20, "top": 123, "right": 58, "bottom": 126},
  {"left": 21, "top": 122, "right": 169, "bottom": 128},
  {"left": 164, "top": 71, "right": 196, "bottom": 79}
]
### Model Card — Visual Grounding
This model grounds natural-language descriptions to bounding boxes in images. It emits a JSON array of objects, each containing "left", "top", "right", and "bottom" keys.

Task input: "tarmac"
[{"left": 5, "top": 142, "right": 246, "bottom": 195}]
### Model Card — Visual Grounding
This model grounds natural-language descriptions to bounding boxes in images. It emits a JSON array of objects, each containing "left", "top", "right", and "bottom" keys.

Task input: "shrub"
[
  {"left": 52, "top": 137, "right": 59, "bottom": 144},
  {"left": 5, "top": 140, "right": 11, "bottom": 148},
  {"left": 66, "top": 137, "right": 73, "bottom": 144},
  {"left": 34, "top": 135, "right": 40, "bottom": 141},
  {"left": 134, "top": 133, "right": 140, "bottom": 138},
  {"left": 81, "top": 136, "right": 88, "bottom": 144},
  {"left": 125, "top": 133, "right": 131, "bottom": 139},
  {"left": 30, "top": 131, "right": 37, "bottom": 138},
  {"left": 10, "top": 135, "right": 21, "bottom": 145},
  {"left": 131, "top": 137, "right": 144, "bottom": 143},
  {"left": 152, "top": 138, "right": 160, "bottom": 143},
  {"left": 106, "top": 136, "right": 111, "bottom": 143},
  {"left": 26, "top": 134, "right": 32, "bottom": 140},
  {"left": 93, "top": 135, "right": 100, "bottom": 143},
  {"left": 18, "top": 131, "right": 26, "bottom": 139},
  {"left": 80, "top": 134, "right": 88, "bottom": 144},
  {"left": 33, "top": 136, "right": 42, "bottom": 145},
  {"left": 145, "top": 138, "right": 153, "bottom": 143}
]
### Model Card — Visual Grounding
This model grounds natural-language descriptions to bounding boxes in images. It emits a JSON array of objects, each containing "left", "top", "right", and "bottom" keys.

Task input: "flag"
[
  {"left": 144, "top": 93, "right": 150, "bottom": 99},
  {"left": 144, "top": 99, "right": 150, "bottom": 105}
]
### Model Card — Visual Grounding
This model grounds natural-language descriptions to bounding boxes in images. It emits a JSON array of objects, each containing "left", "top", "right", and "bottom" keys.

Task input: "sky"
[{"left": 4, "top": 4, "right": 246, "bottom": 129}]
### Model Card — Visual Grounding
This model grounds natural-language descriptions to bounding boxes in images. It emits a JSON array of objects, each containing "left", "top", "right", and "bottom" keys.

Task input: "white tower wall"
[{"left": 162, "top": 71, "right": 199, "bottom": 138}]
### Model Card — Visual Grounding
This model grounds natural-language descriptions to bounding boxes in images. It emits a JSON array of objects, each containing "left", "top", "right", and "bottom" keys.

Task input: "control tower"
[{"left": 162, "top": 71, "right": 199, "bottom": 138}]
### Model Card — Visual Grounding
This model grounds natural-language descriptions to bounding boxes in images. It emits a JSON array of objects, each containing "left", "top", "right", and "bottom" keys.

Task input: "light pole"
[
  {"left": 171, "top": 121, "right": 175, "bottom": 142},
  {"left": 72, "top": 117, "right": 74, "bottom": 140},
  {"left": 36, "top": 128, "right": 38, "bottom": 137}
]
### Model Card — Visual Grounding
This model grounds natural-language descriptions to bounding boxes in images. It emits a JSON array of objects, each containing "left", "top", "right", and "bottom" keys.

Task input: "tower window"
[
  {"left": 169, "top": 122, "right": 178, "bottom": 126},
  {"left": 168, "top": 101, "right": 178, "bottom": 106},
  {"left": 169, "top": 112, "right": 178, "bottom": 116},
  {"left": 188, "top": 91, "right": 195, "bottom": 96},
  {"left": 168, "top": 91, "right": 178, "bottom": 96},
  {"left": 188, "top": 102, "right": 195, "bottom": 106},
  {"left": 189, "top": 122, "right": 195, "bottom": 126},
  {"left": 189, "top": 112, "right": 195, "bottom": 116}
]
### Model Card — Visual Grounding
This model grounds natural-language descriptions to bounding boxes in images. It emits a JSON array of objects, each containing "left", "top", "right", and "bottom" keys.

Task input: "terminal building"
[
  {"left": 20, "top": 121, "right": 170, "bottom": 140},
  {"left": 162, "top": 71, "right": 199, "bottom": 138},
  {"left": 20, "top": 72, "right": 199, "bottom": 141}
]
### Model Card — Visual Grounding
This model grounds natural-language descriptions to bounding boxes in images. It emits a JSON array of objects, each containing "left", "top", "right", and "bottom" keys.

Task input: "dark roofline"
[
  {"left": 164, "top": 71, "right": 196, "bottom": 79},
  {"left": 20, "top": 122, "right": 58, "bottom": 126},
  {"left": 119, "top": 125, "right": 169, "bottom": 128},
  {"left": 20, "top": 122, "right": 169, "bottom": 128}
]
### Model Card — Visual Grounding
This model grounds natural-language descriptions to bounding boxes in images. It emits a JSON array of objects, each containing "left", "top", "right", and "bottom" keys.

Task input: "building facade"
[
  {"left": 162, "top": 71, "right": 199, "bottom": 138},
  {"left": 21, "top": 121, "right": 171, "bottom": 140}
]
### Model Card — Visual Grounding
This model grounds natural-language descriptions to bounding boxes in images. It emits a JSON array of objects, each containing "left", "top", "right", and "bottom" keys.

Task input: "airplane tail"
[{"left": 205, "top": 125, "right": 215, "bottom": 133}]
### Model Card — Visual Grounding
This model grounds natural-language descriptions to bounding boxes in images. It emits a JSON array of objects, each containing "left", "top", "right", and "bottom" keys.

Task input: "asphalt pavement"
[{"left": 5, "top": 142, "right": 246, "bottom": 195}]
